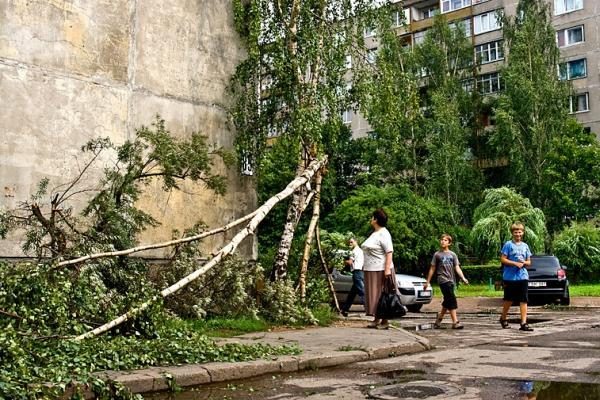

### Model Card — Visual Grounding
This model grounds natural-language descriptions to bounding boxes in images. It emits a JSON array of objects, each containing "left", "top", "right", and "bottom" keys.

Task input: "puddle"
[{"left": 517, "top": 380, "right": 600, "bottom": 399}]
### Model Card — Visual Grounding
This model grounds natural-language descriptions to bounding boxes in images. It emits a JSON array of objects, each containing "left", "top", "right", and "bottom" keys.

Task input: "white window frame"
[
  {"left": 342, "top": 109, "right": 353, "bottom": 124},
  {"left": 421, "top": 6, "right": 439, "bottom": 19},
  {"left": 474, "top": 11, "right": 501, "bottom": 35},
  {"left": 554, "top": 0, "right": 583, "bottom": 16},
  {"left": 392, "top": 9, "right": 410, "bottom": 27},
  {"left": 556, "top": 25, "right": 584, "bottom": 48},
  {"left": 450, "top": 18, "right": 471, "bottom": 37},
  {"left": 475, "top": 40, "right": 504, "bottom": 64},
  {"left": 364, "top": 26, "right": 376, "bottom": 38},
  {"left": 441, "top": 0, "right": 471, "bottom": 14},
  {"left": 477, "top": 72, "right": 502, "bottom": 94},
  {"left": 559, "top": 58, "right": 587, "bottom": 80},
  {"left": 569, "top": 92, "right": 589, "bottom": 113},
  {"left": 366, "top": 48, "right": 378, "bottom": 64},
  {"left": 344, "top": 54, "right": 352, "bottom": 69},
  {"left": 414, "top": 30, "right": 427, "bottom": 45}
]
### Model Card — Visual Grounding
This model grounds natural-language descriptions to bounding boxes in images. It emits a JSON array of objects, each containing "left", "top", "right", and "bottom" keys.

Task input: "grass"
[
  {"left": 176, "top": 317, "right": 271, "bottom": 337},
  {"left": 441, "top": 283, "right": 600, "bottom": 297}
]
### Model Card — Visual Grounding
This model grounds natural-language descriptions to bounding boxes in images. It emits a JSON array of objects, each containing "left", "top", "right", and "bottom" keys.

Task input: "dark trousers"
[{"left": 342, "top": 270, "right": 365, "bottom": 312}]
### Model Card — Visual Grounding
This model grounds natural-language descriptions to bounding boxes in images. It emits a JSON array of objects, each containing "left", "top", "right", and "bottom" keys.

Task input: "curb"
[{"left": 67, "top": 334, "right": 431, "bottom": 398}]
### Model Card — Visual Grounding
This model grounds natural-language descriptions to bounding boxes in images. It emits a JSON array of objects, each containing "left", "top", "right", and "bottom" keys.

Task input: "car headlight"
[{"left": 398, "top": 281, "right": 412, "bottom": 288}]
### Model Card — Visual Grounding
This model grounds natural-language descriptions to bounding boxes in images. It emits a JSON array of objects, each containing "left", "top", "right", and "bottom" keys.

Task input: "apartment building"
[{"left": 348, "top": 0, "right": 600, "bottom": 138}]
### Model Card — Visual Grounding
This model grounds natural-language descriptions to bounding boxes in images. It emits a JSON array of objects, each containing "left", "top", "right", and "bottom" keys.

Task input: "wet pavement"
[{"left": 147, "top": 300, "right": 600, "bottom": 399}]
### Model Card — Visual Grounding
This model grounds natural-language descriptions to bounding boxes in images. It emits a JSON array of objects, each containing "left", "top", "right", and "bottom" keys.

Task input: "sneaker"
[
  {"left": 433, "top": 313, "right": 443, "bottom": 329},
  {"left": 519, "top": 323, "right": 534, "bottom": 332},
  {"left": 452, "top": 321, "right": 464, "bottom": 330}
]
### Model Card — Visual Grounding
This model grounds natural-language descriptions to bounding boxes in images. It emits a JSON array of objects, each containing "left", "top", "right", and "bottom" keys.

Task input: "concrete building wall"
[{"left": 0, "top": 1, "right": 256, "bottom": 258}]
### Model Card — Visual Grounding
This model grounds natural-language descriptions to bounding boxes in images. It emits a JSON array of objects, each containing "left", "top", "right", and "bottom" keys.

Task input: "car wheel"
[
  {"left": 559, "top": 286, "right": 570, "bottom": 306},
  {"left": 406, "top": 304, "right": 423, "bottom": 313}
]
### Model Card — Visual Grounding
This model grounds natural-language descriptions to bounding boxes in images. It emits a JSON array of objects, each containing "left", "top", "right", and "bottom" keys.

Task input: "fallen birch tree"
[{"left": 75, "top": 156, "right": 327, "bottom": 340}]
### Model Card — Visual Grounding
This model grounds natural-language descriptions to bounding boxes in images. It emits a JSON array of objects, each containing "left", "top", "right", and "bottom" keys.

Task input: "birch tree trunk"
[
  {"left": 75, "top": 157, "right": 326, "bottom": 340},
  {"left": 270, "top": 157, "right": 308, "bottom": 281},
  {"left": 297, "top": 169, "right": 322, "bottom": 302}
]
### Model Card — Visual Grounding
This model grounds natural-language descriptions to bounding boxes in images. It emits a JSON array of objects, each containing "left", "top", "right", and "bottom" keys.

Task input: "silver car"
[{"left": 330, "top": 268, "right": 433, "bottom": 312}]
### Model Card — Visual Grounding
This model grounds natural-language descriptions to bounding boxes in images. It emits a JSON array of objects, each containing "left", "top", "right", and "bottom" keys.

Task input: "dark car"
[{"left": 527, "top": 255, "right": 570, "bottom": 305}]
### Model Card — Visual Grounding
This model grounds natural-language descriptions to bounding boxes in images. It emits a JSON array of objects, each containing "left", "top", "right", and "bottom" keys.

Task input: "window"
[
  {"left": 477, "top": 72, "right": 502, "bottom": 94},
  {"left": 450, "top": 18, "right": 471, "bottom": 37},
  {"left": 420, "top": 6, "right": 439, "bottom": 19},
  {"left": 392, "top": 9, "right": 410, "bottom": 26},
  {"left": 241, "top": 153, "right": 254, "bottom": 176},
  {"left": 344, "top": 55, "right": 352, "bottom": 69},
  {"left": 570, "top": 93, "right": 589, "bottom": 113},
  {"left": 342, "top": 109, "right": 353, "bottom": 124},
  {"left": 556, "top": 25, "right": 584, "bottom": 47},
  {"left": 364, "top": 26, "right": 376, "bottom": 38},
  {"left": 559, "top": 58, "right": 587, "bottom": 80},
  {"left": 475, "top": 40, "right": 504, "bottom": 64},
  {"left": 441, "top": 0, "right": 470, "bottom": 13},
  {"left": 367, "top": 48, "right": 378, "bottom": 64},
  {"left": 414, "top": 30, "right": 427, "bottom": 45},
  {"left": 461, "top": 78, "right": 474, "bottom": 93},
  {"left": 554, "top": 0, "right": 583, "bottom": 15},
  {"left": 474, "top": 11, "right": 501, "bottom": 35}
]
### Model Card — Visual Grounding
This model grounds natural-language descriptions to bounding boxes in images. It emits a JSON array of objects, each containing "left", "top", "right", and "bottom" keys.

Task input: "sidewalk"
[{"left": 94, "top": 324, "right": 431, "bottom": 396}]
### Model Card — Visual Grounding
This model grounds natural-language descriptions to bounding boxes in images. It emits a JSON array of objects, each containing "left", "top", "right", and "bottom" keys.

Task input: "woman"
[{"left": 361, "top": 208, "right": 394, "bottom": 329}]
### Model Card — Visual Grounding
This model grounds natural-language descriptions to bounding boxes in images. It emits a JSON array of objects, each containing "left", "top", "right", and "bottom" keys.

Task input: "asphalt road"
[{"left": 153, "top": 305, "right": 600, "bottom": 400}]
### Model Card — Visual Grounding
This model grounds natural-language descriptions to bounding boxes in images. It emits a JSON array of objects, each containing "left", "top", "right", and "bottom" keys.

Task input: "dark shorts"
[
  {"left": 503, "top": 280, "right": 529, "bottom": 303},
  {"left": 440, "top": 281, "right": 458, "bottom": 310}
]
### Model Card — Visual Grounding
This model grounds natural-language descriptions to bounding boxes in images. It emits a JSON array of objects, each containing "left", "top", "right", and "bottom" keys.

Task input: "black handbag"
[{"left": 375, "top": 275, "right": 407, "bottom": 319}]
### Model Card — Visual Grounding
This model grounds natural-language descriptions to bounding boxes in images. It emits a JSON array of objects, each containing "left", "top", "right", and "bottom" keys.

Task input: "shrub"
[
  {"left": 258, "top": 280, "right": 317, "bottom": 325},
  {"left": 471, "top": 187, "right": 547, "bottom": 263},
  {"left": 552, "top": 220, "right": 600, "bottom": 282},
  {"left": 323, "top": 184, "right": 457, "bottom": 272},
  {"left": 461, "top": 264, "right": 502, "bottom": 284}
]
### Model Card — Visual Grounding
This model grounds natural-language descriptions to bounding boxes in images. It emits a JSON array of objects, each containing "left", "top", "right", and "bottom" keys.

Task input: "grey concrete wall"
[{"left": 0, "top": 0, "right": 256, "bottom": 258}]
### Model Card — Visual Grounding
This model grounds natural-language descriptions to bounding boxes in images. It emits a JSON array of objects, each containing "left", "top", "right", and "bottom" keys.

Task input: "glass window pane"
[
  {"left": 568, "top": 27, "right": 583, "bottom": 44},
  {"left": 569, "top": 59, "right": 586, "bottom": 78},
  {"left": 557, "top": 30, "right": 566, "bottom": 47}
]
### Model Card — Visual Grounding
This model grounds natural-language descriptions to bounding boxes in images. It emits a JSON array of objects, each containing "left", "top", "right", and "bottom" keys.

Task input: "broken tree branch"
[{"left": 74, "top": 156, "right": 327, "bottom": 340}]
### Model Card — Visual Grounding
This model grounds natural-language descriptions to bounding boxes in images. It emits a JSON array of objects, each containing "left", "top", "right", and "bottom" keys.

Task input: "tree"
[
  {"left": 492, "top": 0, "right": 571, "bottom": 205},
  {"left": 552, "top": 220, "right": 600, "bottom": 282},
  {"left": 230, "top": 0, "right": 381, "bottom": 280},
  {"left": 415, "top": 15, "right": 482, "bottom": 219},
  {"left": 541, "top": 120, "right": 600, "bottom": 232},
  {"left": 470, "top": 187, "right": 547, "bottom": 263}
]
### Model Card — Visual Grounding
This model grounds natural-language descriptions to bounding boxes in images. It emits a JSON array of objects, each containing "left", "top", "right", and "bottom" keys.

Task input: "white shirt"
[
  {"left": 350, "top": 246, "right": 364, "bottom": 271},
  {"left": 361, "top": 227, "right": 394, "bottom": 272}
]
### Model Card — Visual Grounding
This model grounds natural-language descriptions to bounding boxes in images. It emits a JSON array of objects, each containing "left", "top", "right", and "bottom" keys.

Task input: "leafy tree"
[
  {"left": 471, "top": 187, "right": 546, "bottom": 262},
  {"left": 541, "top": 120, "right": 600, "bottom": 232},
  {"left": 323, "top": 184, "right": 458, "bottom": 273},
  {"left": 230, "top": 0, "right": 383, "bottom": 280},
  {"left": 492, "top": 0, "right": 571, "bottom": 205},
  {"left": 552, "top": 220, "right": 600, "bottom": 282},
  {"left": 415, "top": 15, "right": 482, "bottom": 219}
]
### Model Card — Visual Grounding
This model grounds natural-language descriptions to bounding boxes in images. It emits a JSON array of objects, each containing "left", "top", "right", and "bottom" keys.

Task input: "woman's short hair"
[{"left": 372, "top": 208, "right": 388, "bottom": 227}]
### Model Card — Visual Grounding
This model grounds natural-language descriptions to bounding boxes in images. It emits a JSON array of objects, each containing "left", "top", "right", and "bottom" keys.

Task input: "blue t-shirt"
[{"left": 501, "top": 240, "right": 531, "bottom": 281}]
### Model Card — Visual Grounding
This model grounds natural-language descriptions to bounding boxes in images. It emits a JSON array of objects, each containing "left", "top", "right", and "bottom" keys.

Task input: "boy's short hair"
[
  {"left": 440, "top": 233, "right": 453, "bottom": 244},
  {"left": 511, "top": 222, "right": 525, "bottom": 232}
]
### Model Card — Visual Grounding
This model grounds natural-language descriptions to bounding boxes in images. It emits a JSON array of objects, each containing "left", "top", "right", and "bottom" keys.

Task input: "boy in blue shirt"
[{"left": 499, "top": 222, "right": 533, "bottom": 331}]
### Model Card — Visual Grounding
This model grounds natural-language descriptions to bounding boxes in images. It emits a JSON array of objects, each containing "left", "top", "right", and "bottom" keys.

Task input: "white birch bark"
[
  {"left": 74, "top": 157, "right": 326, "bottom": 340},
  {"left": 297, "top": 170, "right": 322, "bottom": 302}
]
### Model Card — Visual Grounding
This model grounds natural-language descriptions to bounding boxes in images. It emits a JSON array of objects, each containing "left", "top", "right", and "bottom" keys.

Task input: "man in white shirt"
[{"left": 341, "top": 238, "right": 365, "bottom": 317}]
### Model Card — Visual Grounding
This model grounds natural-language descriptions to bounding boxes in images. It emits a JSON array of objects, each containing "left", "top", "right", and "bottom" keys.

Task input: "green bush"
[
  {"left": 461, "top": 264, "right": 502, "bottom": 284},
  {"left": 552, "top": 220, "right": 600, "bottom": 282},
  {"left": 323, "top": 184, "right": 458, "bottom": 273}
]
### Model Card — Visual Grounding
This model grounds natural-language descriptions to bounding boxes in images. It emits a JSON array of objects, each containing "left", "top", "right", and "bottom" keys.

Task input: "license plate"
[
  {"left": 528, "top": 282, "right": 547, "bottom": 287},
  {"left": 419, "top": 290, "right": 432, "bottom": 297}
]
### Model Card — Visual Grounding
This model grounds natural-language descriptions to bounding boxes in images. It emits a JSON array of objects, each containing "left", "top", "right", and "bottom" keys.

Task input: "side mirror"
[{"left": 561, "top": 265, "right": 568, "bottom": 270}]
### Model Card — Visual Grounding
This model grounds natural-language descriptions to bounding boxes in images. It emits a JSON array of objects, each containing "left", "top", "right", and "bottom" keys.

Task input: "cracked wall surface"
[{"left": 0, "top": 0, "right": 256, "bottom": 258}]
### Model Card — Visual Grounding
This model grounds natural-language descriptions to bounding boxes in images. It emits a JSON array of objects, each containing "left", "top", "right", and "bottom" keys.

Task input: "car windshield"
[{"left": 532, "top": 257, "right": 559, "bottom": 268}]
